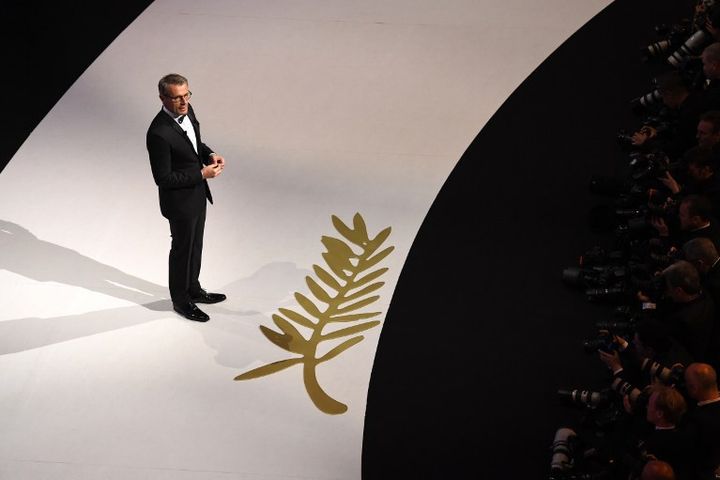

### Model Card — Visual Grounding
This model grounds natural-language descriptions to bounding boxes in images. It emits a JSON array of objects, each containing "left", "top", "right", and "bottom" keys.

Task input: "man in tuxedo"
[{"left": 147, "top": 73, "right": 226, "bottom": 322}]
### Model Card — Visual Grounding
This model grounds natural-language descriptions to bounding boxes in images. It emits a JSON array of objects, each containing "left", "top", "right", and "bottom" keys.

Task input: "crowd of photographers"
[{"left": 552, "top": 2, "right": 720, "bottom": 479}]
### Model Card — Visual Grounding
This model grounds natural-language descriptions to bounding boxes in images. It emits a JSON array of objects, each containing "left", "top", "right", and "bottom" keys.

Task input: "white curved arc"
[{"left": 0, "top": 1, "right": 611, "bottom": 478}]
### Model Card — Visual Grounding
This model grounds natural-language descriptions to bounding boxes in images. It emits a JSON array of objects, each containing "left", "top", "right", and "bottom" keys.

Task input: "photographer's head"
[
  {"left": 684, "top": 146, "right": 716, "bottom": 183},
  {"left": 633, "top": 319, "right": 673, "bottom": 358},
  {"left": 656, "top": 71, "right": 688, "bottom": 109},
  {"left": 684, "top": 362, "right": 720, "bottom": 402},
  {"left": 678, "top": 195, "right": 713, "bottom": 231},
  {"left": 702, "top": 42, "right": 720, "bottom": 80},
  {"left": 683, "top": 236, "right": 720, "bottom": 273},
  {"left": 697, "top": 111, "right": 720, "bottom": 148},
  {"left": 662, "top": 260, "right": 702, "bottom": 302},
  {"left": 646, "top": 385, "right": 686, "bottom": 427}
]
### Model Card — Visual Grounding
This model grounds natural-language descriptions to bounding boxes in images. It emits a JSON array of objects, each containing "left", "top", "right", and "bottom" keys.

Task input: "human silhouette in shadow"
[
  {"left": 0, "top": 219, "right": 167, "bottom": 304},
  {"left": 0, "top": 220, "right": 309, "bottom": 359}
]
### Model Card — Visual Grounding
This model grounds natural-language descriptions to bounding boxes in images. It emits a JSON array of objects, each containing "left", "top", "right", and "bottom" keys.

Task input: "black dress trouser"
[{"left": 168, "top": 204, "right": 206, "bottom": 304}]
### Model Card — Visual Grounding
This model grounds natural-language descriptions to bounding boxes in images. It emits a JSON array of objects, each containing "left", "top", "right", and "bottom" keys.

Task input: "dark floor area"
[
  {"left": 0, "top": 0, "right": 153, "bottom": 173},
  {"left": 363, "top": 0, "right": 693, "bottom": 478}
]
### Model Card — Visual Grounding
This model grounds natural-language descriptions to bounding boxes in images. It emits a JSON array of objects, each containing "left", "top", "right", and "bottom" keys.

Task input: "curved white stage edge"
[{"left": 0, "top": 1, "right": 610, "bottom": 478}]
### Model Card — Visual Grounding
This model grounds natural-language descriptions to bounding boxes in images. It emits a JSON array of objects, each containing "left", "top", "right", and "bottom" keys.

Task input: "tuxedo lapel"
[
  {"left": 159, "top": 110, "right": 200, "bottom": 158},
  {"left": 189, "top": 114, "right": 202, "bottom": 156}
]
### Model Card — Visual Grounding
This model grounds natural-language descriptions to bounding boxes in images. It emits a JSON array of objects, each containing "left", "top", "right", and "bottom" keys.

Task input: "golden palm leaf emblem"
[{"left": 235, "top": 213, "right": 394, "bottom": 414}]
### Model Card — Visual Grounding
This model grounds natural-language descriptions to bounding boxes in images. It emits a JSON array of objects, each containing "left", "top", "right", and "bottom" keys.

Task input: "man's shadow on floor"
[{"left": 0, "top": 220, "right": 309, "bottom": 356}]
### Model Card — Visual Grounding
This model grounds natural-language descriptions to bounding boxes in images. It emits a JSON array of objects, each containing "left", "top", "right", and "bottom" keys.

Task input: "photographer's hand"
[
  {"left": 631, "top": 126, "right": 657, "bottom": 146},
  {"left": 623, "top": 394, "right": 634, "bottom": 414},
  {"left": 599, "top": 349, "right": 623, "bottom": 372},
  {"left": 650, "top": 216, "right": 669, "bottom": 237},
  {"left": 708, "top": 19, "right": 720, "bottom": 41},
  {"left": 612, "top": 335, "right": 629, "bottom": 351},
  {"left": 659, "top": 171, "right": 681, "bottom": 195}
]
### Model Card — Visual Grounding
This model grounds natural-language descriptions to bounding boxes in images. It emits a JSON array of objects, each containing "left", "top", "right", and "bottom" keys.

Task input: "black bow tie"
[{"left": 178, "top": 115, "right": 186, "bottom": 124}]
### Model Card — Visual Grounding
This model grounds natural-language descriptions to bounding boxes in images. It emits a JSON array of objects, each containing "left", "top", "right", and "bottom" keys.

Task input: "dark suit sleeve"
[
  {"left": 147, "top": 131, "right": 203, "bottom": 189},
  {"left": 199, "top": 142, "right": 214, "bottom": 165}
]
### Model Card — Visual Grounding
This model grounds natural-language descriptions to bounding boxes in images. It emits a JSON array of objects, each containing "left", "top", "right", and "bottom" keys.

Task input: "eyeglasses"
[{"left": 164, "top": 91, "right": 192, "bottom": 103}]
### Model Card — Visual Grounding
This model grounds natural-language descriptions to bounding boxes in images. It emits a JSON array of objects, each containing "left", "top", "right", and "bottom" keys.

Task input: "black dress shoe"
[
  {"left": 190, "top": 289, "right": 227, "bottom": 304},
  {"left": 173, "top": 302, "right": 210, "bottom": 322}
]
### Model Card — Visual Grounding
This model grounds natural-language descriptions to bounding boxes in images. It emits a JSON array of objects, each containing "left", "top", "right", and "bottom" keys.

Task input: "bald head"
[
  {"left": 640, "top": 460, "right": 675, "bottom": 480},
  {"left": 685, "top": 363, "right": 719, "bottom": 401},
  {"left": 683, "top": 237, "right": 720, "bottom": 273}
]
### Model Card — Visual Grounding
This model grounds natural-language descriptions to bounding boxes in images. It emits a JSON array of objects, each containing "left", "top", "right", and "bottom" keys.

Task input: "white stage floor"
[{"left": 0, "top": 1, "right": 610, "bottom": 478}]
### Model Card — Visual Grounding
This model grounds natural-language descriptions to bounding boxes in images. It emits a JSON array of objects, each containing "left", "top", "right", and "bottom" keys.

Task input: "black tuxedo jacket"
[
  {"left": 147, "top": 104, "right": 214, "bottom": 219},
  {"left": 685, "top": 400, "right": 720, "bottom": 479}
]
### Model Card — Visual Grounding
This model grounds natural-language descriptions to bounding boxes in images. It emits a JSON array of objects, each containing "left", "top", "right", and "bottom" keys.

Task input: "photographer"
[
  {"left": 659, "top": 146, "right": 720, "bottom": 209},
  {"left": 641, "top": 385, "right": 692, "bottom": 480},
  {"left": 659, "top": 260, "right": 715, "bottom": 362},
  {"left": 700, "top": 42, "right": 720, "bottom": 108},
  {"left": 652, "top": 194, "right": 720, "bottom": 252},
  {"left": 683, "top": 362, "right": 720, "bottom": 479},
  {"left": 695, "top": 110, "right": 720, "bottom": 149},
  {"left": 598, "top": 319, "right": 693, "bottom": 387},
  {"left": 631, "top": 71, "right": 709, "bottom": 159},
  {"left": 683, "top": 237, "right": 720, "bottom": 307}
]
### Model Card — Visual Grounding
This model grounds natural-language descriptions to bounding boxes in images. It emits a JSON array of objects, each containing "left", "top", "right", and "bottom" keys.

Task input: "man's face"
[
  {"left": 688, "top": 162, "right": 712, "bottom": 182},
  {"left": 697, "top": 120, "right": 720, "bottom": 147},
  {"left": 679, "top": 201, "right": 696, "bottom": 230},
  {"left": 160, "top": 82, "right": 191, "bottom": 116}
]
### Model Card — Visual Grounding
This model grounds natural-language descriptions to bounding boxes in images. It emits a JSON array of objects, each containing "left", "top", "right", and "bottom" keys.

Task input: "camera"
[
  {"left": 548, "top": 428, "right": 615, "bottom": 479},
  {"left": 610, "top": 377, "right": 650, "bottom": 411},
  {"left": 557, "top": 388, "right": 612, "bottom": 408},
  {"left": 562, "top": 265, "right": 627, "bottom": 289},
  {"left": 594, "top": 320, "right": 635, "bottom": 335},
  {"left": 639, "top": 358, "right": 685, "bottom": 386},
  {"left": 627, "top": 151, "right": 673, "bottom": 183},
  {"left": 583, "top": 331, "right": 620, "bottom": 354},
  {"left": 578, "top": 246, "right": 626, "bottom": 267},
  {"left": 641, "top": 21, "right": 691, "bottom": 61},
  {"left": 667, "top": 28, "right": 713, "bottom": 67}
]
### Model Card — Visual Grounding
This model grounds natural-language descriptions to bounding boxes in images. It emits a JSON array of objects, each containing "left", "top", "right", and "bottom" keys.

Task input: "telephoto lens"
[
  {"left": 557, "top": 388, "right": 612, "bottom": 408},
  {"left": 668, "top": 29, "right": 712, "bottom": 67}
]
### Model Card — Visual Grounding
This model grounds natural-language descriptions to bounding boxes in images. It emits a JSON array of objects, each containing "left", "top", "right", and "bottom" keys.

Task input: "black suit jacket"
[
  {"left": 685, "top": 400, "right": 720, "bottom": 479},
  {"left": 147, "top": 105, "right": 214, "bottom": 219}
]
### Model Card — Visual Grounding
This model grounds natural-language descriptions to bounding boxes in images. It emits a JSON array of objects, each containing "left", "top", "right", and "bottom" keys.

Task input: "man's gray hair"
[
  {"left": 158, "top": 73, "right": 188, "bottom": 96},
  {"left": 683, "top": 237, "right": 719, "bottom": 265},
  {"left": 664, "top": 260, "right": 702, "bottom": 294}
]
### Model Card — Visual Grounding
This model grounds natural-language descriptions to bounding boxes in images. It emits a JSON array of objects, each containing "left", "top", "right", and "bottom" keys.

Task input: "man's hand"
[
  {"left": 638, "top": 290, "right": 652, "bottom": 302},
  {"left": 202, "top": 164, "right": 223, "bottom": 179},
  {"left": 707, "top": 19, "right": 720, "bottom": 41},
  {"left": 631, "top": 126, "right": 657, "bottom": 146},
  {"left": 210, "top": 153, "right": 226, "bottom": 168},
  {"left": 650, "top": 216, "right": 669, "bottom": 236},
  {"left": 659, "top": 171, "right": 681, "bottom": 194},
  {"left": 623, "top": 394, "right": 634, "bottom": 414},
  {"left": 599, "top": 349, "right": 623, "bottom": 371}
]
